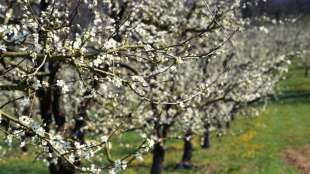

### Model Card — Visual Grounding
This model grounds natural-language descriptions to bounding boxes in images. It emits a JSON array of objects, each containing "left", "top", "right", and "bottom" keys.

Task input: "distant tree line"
[{"left": 241, "top": 0, "right": 310, "bottom": 19}]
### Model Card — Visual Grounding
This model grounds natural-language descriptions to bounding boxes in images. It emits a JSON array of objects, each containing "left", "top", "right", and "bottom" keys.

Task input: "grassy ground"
[{"left": 0, "top": 62, "right": 309, "bottom": 174}]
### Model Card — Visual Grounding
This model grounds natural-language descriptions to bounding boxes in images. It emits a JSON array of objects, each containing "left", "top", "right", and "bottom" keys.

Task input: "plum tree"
[{"left": 0, "top": 1, "right": 293, "bottom": 174}]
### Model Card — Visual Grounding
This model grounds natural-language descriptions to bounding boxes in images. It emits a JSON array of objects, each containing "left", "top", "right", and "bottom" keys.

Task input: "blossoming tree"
[
  {"left": 0, "top": 0, "right": 238, "bottom": 173},
  {"left": 0, "top": 0, "right": 293, "bottom": 174}
]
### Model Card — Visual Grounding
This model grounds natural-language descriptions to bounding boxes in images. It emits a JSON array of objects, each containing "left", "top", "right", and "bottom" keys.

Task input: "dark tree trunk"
[
  {"left": 37, "top": 77, "right": 72, "bottom": 174},
  {"left": 150, "top": 142, "right": 165, "bottom": 174},
  {"left": 73, "top": 100, "right": 88, "bottom": 143},
  {"left": 37, "top": 0, "right": 52, "bottom": 132},
  {"left": 49, "top": 73, "right": 76, "bottom": 174},
  {"left": 48, "top": 158, "right": 75, "bottom": 174},
  {"left": 52, "top": 82, "right": 66, "bottom": 132},
  {"left": 73, "top": 80, "right": 98, "bottom": 144},
  {"left": 150, "top": 123, "right": 169, "bottom": 174},
  {"left": 177, "top": 130, "right": 193, "bottom": 169},
  {"left": 20, "top": 104, "right": 33, "bottom": 152},
  {"left": 305, "top": 65, "right": 309, "bottom": 77},
  {"left": 182, "top": 138, "right": 193, "bottom": 164},
  {"left": 226, "top": 121, "right": 230, "bottom": 128},
  {"left": 37, "top": 86, "right": 53, "bottom": 132},
  {"left": 36, "top": 1, "right": 76, "bottom": 174},
  {"left": 201, "top": 123, "right": 210, "bottom": 149}
]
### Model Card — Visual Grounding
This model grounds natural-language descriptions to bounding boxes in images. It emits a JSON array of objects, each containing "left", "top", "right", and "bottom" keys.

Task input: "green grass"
[
  {"left": 0, "top": 154, "right": 47, "bottom": 174},
  {"left": 121, "top": 99, "right": 310, "bottom": 174},
  {"left": 1, "top": 62, "right": 310, "bottom": 174},
  {"left": 277, "top": 60, "right": 310, "bottom": 92}
]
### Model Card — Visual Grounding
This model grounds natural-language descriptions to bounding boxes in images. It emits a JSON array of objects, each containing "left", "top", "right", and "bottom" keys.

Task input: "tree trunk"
[
  {"left": 226, "top": 121, "right": 230, "bottom": 128},
  {"left": 182, "top": 137, "right": 193, "bottom": 164},
  {"left": 177, "top": 130, "right": 193, "bottom": 169},
  {"left": 36, "top": 1, "right": 75, "bottom": 173},
  {"left": 49, "top": 80, "right": 76, "bottom": 174},
  {"left": 73, "top": 80, "right": 98, "bottom": 143},
  {"left": 48, "top": 158, "right": 75, "bottom": 174},
  {"left": 201, "top": 123, "right": 210, "bottom": 149},
  {"left": 150, "top": 142, "right": 165, "bottom": 174},
  {"left": 52, "top": 84, "right": 66, "bottom": 133}
]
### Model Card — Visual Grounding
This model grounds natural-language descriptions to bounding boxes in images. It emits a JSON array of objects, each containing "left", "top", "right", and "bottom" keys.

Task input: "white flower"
[
  {"left": 42, "top": 81, "right": 49, "bottom": 87},
  {"left": 20, "top": 141, "right": 26, "bottom": 148},
  {"left": 104, "top": 39, "right": 117, "bottom": 49},
  {"left": 90, "top": 164, "right": 100, "bottom": 173},
  {"left": 6, "top": 135, "right": 13, "bottom": 146},
  {"left": 259, "top": 26, "right": 269, "bottom": 33},
  {"left": 175, "top": 57, "right": 184, "bottom": 64},
  {"left": 106, "top": 142, "right": 112, "bottom": 149},
  {"left": 30, "top": 52, "right": 37, "bottom": 60},
  {"left": 146, "top": 138, "right": 155, "bottom": 148},
  {"left": 35, "top": 127, "right": 45, "bottom": 136},
  {"left": 100, "top": 135, "right": 108, "bottom": 143},
  {"left": 56, "top": 80, "right": 69, "bottom": 93},
  {"left": 121, "top": 161, "right": 127, "bottom": 170},
  {"left": 73, "top": 37, "right": 82, "bottom": 49},
  {"left": 56, "top": 80, "right": 66, "bottom": 87},
  {"left": 111, "top": 160, "right": 127, "bottom": 173},
  {"left": 68, "top": 154, "right": 75, "bottom": 163},
  {"left": 179, "top": 102, "right": 185, "bottom": 108},
  {"left": 92, "top": 58, "right": 103, "bottom": 67},
  {"left": 20, "top": 97, "right": 30, "bottom": 107},
  {"left": 32, "top": 80, "right": 42, "bottom": 90},
  {"left": 113, "top": 77, "right": 122, "bottom": 88},
  {"left": 19, "top": 115, "right": 33, "bottom": 126},
  {"left": 134, "top": 153, "right": 143, "bottom": 161},
  {"left": 170, "top": 66, "right": 177, "bottom": 72},
  {"left": 109, "top": 168, "right": 116, "bottom": 174},
  {"left": 140, "top": 133, "right": 147, "bottom": 139},
  {"left": 0, "top": 44, "right": 6, "bottom": 51},
  {"left": 31, "top": 123, "right": 45, "bottom": 137}
]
